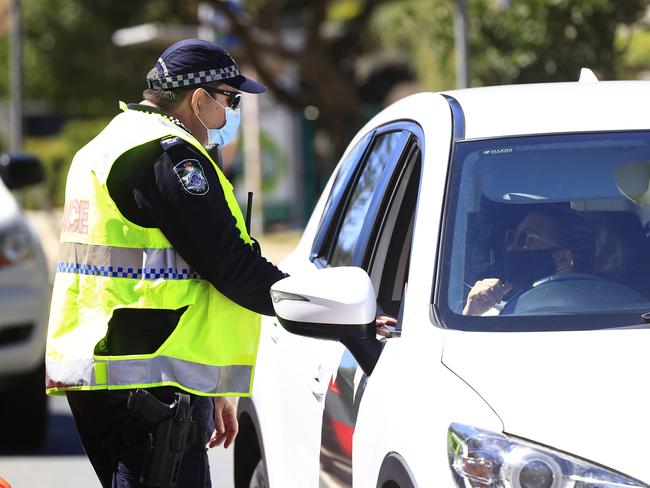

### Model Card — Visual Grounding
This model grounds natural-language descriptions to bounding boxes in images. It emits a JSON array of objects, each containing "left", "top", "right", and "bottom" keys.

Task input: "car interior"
[
  {"left": 465, "top": 200, "right": 650, "bottom": 303},
  {"left": 449, "top": 133, "right": 650, "bottom": 319}
]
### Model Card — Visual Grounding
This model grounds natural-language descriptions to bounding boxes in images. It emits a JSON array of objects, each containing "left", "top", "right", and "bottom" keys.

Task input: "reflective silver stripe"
[
  {"left": 57, "top": 242, "right": 200, "bottom": 280},
  {"left": 101, "top": 356, "right": 252, "bottom": 394}
]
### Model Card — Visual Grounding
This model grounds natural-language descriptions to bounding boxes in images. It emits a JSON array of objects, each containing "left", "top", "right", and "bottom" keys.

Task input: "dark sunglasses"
[
  {"left": 505, "top": 229, "right": 530, "bottom": 249},
  {"left": 504, "top": 228, "right": 561, "bottom": 249},
  {"left": 203, "top": 87, "right": 242, "bottom": 110}
]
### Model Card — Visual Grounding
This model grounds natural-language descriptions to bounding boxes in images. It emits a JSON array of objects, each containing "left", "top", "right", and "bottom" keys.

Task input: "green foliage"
[
  {"left": 1, "top": 0, "right": 199, "bottom": 115},
  {"left": 469, "top": 0, "right": 649, "bottom": 85},
  {"left": 24, "top": 117, "right": 110, "bottom": 206},
  {"left": 371, "top": 0, "right": 456, "bottom": 91},
  {"left": 328, "top": 0, "right": 363, "bottom": 21},
  {"left": 2, "top": 0, "right": 648, "bottom": 110},
  {"left": 0, "top": 0, "right": 204, "bottom": 207},
  {"left": 372, "top": 0, "right": 650, "bottom": 89},
  {"left": 3, "top": 0, "right": 649, "bottom": 211},
  {"left": 618, "top": 27, "right": 650, "bottom": 75}
]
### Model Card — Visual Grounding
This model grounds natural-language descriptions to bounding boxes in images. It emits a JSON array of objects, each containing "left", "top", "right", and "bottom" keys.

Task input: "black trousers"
[{"left": 66, "top": 388, "right": 214, "bottom": 488}]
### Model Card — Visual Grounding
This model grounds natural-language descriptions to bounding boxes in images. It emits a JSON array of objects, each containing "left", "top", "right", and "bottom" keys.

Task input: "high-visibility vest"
[{"left": 46, "top": 105, "right": 261, "bottom": 397}]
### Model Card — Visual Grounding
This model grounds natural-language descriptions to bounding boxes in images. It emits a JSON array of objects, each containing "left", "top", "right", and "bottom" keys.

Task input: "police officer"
[{"left": 45, "top": 39, "right": 286, "bottom": 487}]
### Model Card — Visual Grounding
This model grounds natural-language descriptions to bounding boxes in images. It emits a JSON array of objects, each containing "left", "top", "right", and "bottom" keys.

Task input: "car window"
[
  {"left": 329, "top": 131, "right": 405, "bottom": 267},
  {"left": 367, "top": 141, "right": 421, "bottom": 318},
  {"left": 311, "top": 135, "right": 371, "bottom": 265},
  {"left": 437, "top": 131, "right": 650, "bottom": 331},
  {"left": 320, "top": 138, "right": 368, "bottom": 227}
]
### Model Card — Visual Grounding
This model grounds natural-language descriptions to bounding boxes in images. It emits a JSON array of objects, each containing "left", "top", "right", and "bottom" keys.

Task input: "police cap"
[{"left": 147, "top": 38, "right": 267, "bottom": 94}]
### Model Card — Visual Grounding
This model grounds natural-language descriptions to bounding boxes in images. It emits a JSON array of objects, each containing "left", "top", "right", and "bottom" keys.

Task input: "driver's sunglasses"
[
  {"left": 203, "top": 87, "right": 242, "bottom": 110},
  {"left": 504, "top": 229, "right": 559, "bottom": 249}
]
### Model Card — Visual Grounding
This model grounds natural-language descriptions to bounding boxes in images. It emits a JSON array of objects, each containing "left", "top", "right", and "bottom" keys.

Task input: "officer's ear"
[{"left": 190, "top": 88, "right": 207, "bottom": 116}]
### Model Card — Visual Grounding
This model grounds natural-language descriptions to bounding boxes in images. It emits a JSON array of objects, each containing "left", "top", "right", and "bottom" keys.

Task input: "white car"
[
  {"left": 0, "top": 153, "right": 50, "bottom": 449},
  {"left": 235, "top": 79, "right": 650, "bottom": 488}
]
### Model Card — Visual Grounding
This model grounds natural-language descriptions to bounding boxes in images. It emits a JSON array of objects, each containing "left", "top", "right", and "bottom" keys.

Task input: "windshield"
[{"left": 437, "top": 131, "right": 650, "bottom": 331}]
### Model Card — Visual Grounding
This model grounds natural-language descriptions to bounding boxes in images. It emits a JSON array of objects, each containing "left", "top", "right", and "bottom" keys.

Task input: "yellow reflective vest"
[{"left": 46, "top": 104, "right": 261, "bottom": 397}]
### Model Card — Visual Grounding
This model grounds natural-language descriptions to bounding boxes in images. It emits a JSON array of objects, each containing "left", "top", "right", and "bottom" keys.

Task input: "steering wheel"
[{"left": 500, "top": 272, "right": 644, "bottom": 315}]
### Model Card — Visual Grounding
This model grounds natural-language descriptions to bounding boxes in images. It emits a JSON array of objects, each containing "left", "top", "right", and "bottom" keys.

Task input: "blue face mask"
[{"left": 194, "top": 89, "right": 241, "bottom": 147}]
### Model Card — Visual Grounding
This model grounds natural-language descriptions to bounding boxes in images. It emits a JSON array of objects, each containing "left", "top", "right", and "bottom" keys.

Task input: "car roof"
[
  {"left": 362, "top": 80, "right": 650, "bottom": 142},
  {"left": 442, "top": 80, "right": 650, "bottom": 139}
]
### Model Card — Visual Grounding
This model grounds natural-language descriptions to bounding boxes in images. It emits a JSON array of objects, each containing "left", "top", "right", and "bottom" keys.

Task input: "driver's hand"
[
  {"left": 375, "top": 315, "right": 397, "bottom": 338},
  {"left": 463, "top": 279, "right": 512, "bottom": 316}
]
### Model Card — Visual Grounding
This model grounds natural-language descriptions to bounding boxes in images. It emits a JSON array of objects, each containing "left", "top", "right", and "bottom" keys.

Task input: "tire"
[
  {"left": 0, "top": 362, "right": 48, "bottom": 450},
  {"left": 249, "top": 459, "right": 268, "bottom": 488}
]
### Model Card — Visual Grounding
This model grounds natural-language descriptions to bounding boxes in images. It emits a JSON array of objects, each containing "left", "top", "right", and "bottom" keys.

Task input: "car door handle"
[
  {"left": 310, "top": 365, "right": 328, "bottom": 402},
  {"left": 270, "top": 320, "right": 281, "bottom": 343},
  {"left": 310, "top": 377, "right": 325, "bottom": 401}
]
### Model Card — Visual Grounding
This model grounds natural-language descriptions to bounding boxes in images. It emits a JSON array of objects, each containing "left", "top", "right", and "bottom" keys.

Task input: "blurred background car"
[{"left": 0, "top": 153, "right": 50, "bottom": 449}]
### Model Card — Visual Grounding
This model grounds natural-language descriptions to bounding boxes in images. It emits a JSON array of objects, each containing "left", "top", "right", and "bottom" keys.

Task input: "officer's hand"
[
  {"left": 462, "top": 278, "right": 512, "bottom": 316},
  {"left": 209, "top": 397, "right": 238, "bottom": 449}
]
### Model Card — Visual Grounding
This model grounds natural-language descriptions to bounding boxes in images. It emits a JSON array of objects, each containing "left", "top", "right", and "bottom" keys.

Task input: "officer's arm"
[{"left": 133, "top": 140, "right": 286, "bottom": 316}]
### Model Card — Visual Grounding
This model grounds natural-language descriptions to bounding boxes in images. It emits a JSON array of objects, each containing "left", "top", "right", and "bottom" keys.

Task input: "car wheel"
[
  {"left": 249, "top": 459, "right": 268, "bottom": 488},
  {"left": 0, "top": 363, "right": 48, "bottom": 450}
]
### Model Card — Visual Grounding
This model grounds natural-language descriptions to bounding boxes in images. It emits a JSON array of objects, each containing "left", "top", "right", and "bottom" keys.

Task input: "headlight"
[
  {"left": 448, "top": 423, "right": 648, "bottom": 488},
  {"left": 0, "top": 224, "right": 35, "bottom": 267}
]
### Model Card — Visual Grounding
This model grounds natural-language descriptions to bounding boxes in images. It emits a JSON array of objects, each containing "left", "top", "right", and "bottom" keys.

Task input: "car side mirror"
[
  {"left": 0, "top": 153, "right": 45, "bottom": 189},
  {"left": 271, "top": 266, "right": 382, "bottom": 375}
]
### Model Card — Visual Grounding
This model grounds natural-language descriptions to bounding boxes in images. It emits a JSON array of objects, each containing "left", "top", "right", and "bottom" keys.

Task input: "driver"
[{"left": 462, "top": 207, "right": 607, "bottom": 316}]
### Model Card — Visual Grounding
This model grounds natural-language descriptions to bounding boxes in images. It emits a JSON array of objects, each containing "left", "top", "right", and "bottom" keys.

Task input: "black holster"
[{"left": 127, "top": 389, "right": 198, "bottom": 488}]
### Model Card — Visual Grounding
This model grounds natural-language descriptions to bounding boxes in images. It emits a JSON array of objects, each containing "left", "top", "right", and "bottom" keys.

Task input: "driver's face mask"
[{"left": 502, "top": 250, "right": 558, "bottom": 296}]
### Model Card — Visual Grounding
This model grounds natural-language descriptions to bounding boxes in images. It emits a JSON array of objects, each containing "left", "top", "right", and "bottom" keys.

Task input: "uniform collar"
[{"left": 121, "top": 102, "right": 191, "bottom": 134}]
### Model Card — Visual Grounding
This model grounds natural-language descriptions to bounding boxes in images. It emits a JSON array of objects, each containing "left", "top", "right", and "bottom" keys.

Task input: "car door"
[
  {"left": 312, "top": 124, "right": 423, "bottom": 487},
  {"left": 256, "top": 132, "right": 376, "bottom": 487}
]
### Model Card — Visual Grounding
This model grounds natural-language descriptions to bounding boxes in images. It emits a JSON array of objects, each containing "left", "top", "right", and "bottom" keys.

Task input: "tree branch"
[
  {"left": 212, "top": 2, "right": 298, "bottom": 57},
  {"left": 306, "top": 0, "right": 331, "bottom": 46},
  {"left": 257, "top": 0, "right": 285, "bottom": 31},
  {"left": 211, "top": 2, "right": 306, "bottom": 108},
  {"left": 333, "top": 0, "right": 388, "bottom": 54}
]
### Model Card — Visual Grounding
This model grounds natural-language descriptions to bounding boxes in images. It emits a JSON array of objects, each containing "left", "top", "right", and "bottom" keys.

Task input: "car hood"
[{"left": 442, "top": 327, "right": 650, "bottom": 483}]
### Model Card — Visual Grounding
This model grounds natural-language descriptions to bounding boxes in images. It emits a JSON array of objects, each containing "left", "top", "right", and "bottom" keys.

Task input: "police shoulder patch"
[{"left": 173, "top": 159, "right": 209, "bottom": 195}]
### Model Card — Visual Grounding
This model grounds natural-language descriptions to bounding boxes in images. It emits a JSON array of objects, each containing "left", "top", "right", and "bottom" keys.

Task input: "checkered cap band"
[{"left": 150, "top": 65, "right": 241, "bottom": 90}]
